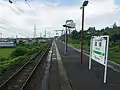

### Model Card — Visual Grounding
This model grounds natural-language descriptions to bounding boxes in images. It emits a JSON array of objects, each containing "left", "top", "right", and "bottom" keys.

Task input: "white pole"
[
  {"left": 104, "top": 60, "right": 107, "bottom": 83},
  {"left": 104, "top": 36, "right": 109, "bottom": 83},
  {"left": 89, "top": 37, "right": 93, "bottom": 70}
]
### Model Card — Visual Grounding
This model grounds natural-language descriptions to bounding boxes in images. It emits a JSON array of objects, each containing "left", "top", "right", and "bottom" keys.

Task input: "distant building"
[
  {"left": 20, "top": 37, "right": 48, "bottom": 44},
  {"left": 0, "top": 41, "right": 16, "bottom": 47},
  {"left": 0, "top": 38, "right": 17, "bottom": 47},
  {"left": 37, "top": 39, "right": 47, "bottom": 43},
  {"left": 16, "top": 39, "right": 20, "bottom": 44}
]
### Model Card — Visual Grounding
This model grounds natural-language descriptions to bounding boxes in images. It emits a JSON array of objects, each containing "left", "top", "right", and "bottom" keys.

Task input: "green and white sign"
[
  {"left": 89, "top": 35, "right": 109, "bottom": 83},
  {"left": 91, "top": 37, "right": 107, "bottom": 65}
]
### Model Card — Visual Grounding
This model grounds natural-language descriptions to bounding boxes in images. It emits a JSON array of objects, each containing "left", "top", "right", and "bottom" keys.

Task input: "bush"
[
  {"left": 0, "top": 56, "right": 25, "bottom": 75},
  {"left": 10, "top": 47, "right": 28, "bottom": 57},
  {"left": 0, "top": 58, "right": 9, "bottom": 61}
]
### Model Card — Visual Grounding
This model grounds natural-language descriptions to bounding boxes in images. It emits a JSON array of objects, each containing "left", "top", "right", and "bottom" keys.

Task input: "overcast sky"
[{"left": 0, "top": 0, "right": 120, "bottom": 38}]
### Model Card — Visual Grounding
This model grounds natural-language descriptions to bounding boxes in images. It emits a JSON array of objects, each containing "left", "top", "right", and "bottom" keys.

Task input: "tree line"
[{"left": 70, "top": 23, "right": 120, "bottom": 46}]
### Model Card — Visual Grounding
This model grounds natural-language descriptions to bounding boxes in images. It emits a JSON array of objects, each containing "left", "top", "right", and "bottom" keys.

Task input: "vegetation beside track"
[
  {"left": 0, "top": 48, "right": 15, "bottom": 58},
  {"left": 0, "top": 42, "right": 49, "bottom": 77}
]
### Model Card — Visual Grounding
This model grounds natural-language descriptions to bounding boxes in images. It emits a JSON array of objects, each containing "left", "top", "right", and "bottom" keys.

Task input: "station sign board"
[
  {"left": 66, "top": 22, "right": 76, "bottom": 28},
  {"left": 89, "top": 35, "right": 109, "bottom": 83},
  {"left": 91, "top": 36, "right": 107, "bottom": 65}
]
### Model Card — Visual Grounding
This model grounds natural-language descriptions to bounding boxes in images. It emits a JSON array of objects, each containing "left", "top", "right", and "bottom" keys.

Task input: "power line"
[
  {"left": 0, "top": 0, "right": 21, "bottom": 15},
  {"left": 0, "top": 21, "right": 29, "bottom": 34},
  {"left": 8, "top": 0, "right": 36, "bottom": 15},
  {"left": 0, "top": 0, "right": 36, "bottom": 37},
  {"left": 0, "top": 0, "right": 27, "bottom": 15},
  {"left": 25, "top": 0, "right": 36, "bottom": 15},
  {"left": 0, "top": 19, "right": 35, "bottom": 38},
  {"left": 0, "top": 25, "right": 28, "bottom": 37}
]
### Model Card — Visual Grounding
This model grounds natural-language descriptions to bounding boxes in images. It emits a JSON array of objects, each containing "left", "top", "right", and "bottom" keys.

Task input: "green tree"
[
  {"left": 87, "top": 27, "right": 96, "bottom": 34},
  {"left": 71, "top": 30, "right": 79, "bottom": 39},
  {"left": 10, "top": 47, "right": 28, "bottom": 57}
]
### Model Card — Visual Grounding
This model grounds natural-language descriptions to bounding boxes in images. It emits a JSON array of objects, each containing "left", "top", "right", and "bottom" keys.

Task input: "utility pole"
[
  {"left": 45, "top": 30, "right": 46, "bottom": 38},
  {"left": 33, "top": 24, "right": 36, "bottom": 39},
  {"left": 80, "top": 6, "right": 84, "bottom": 64},
  {"left": 80, "top": 1, "right": 89, "bottom": 64},
  {"left": 0, "top": 33, "right": 2, "bottom": 39},
  {"left": 40, "top": 33, "right": 42, "bottom": 38}
]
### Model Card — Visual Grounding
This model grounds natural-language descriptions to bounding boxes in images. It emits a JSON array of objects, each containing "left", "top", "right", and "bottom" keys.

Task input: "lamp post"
[
  {"left": 63, "top": 24, "right": 68, "bottom": 55},
  {"left": 63, "top": 20, "right": 75, "bottom": 55},
  {"left": 80, "top": 1, "right": 89, "bottom": 64}
]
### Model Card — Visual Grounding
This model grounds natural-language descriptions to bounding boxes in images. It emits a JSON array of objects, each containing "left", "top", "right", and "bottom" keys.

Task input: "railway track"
[{"left": 0, "top": 43, "right": 52, "bottom": 90}]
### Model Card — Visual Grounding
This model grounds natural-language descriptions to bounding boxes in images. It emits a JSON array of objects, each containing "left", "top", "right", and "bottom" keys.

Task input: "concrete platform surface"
[{"left": 48, "top": 40, "right": 120, "bottom": 90}]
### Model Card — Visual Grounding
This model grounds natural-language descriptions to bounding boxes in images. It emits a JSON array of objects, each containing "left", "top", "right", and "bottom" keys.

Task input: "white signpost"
[{"left": 89, "top": 35, "right": 109, "bottom": 83}]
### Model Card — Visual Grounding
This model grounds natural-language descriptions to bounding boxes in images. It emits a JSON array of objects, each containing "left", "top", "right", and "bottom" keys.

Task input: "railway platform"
[{"left": 48, "top": 40, "right": 120, "bottom": 90}]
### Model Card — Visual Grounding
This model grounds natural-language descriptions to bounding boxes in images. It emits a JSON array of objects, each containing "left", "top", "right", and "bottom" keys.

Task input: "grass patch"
[
  {"left": 0, "top": 48, "right": 15, "bottom": 58},
  {"left": 68, "top": 39, "right": 89, "bottom": 51},
  {"left": 68, "top": 39, "right": 120, "bottom": 64},
  {"left": 108, "top": 45, "right": 120, "bottom": 64}
]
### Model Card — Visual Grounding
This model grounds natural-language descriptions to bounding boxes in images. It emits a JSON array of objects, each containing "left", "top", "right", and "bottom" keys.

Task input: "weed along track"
[{"left": 0, "top": 43, "right": 52, "bottom": 90}]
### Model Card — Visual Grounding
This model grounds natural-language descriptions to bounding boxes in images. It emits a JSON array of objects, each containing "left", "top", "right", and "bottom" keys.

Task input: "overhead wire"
[
  {"left": 1, "top": 0, "right": 36, "bottom": 15},
  {"left": 0, "top": 0, "right": 21, "bottom": 15},
  {"left": 0, "top": 0, "right": 28, "bottom": 15},
  {"left": 0, "top": 21, "right": 29, "bottom": 37},
  {"left": 25, "top": 0, "right": 36, "bottom": 15},
  {"left": 0, "top": 26, "right": 27, "bottom": 37},
  {"left": 0, "top": 0, "right": 30, "bottom": 36},
  {"left": 0, "top": 0, "right": 36, "bottom": 37},
  {"left": 10, "top": 0, "right": 25, "bottom": 14},
  {"left": 0, "top": 22, "right": 30, "bottom": 36}
]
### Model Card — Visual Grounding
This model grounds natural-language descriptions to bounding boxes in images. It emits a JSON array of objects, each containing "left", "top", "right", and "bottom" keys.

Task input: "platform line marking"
[
  {"left": 52, "top": 57, "right": 56, "bottom": 59},
  {"left": 53, "top": 53, "right": 55, "bottom": 55},
  {"left": 40, "top": 45, "right": 53, "bottom": 90},
  {"left": 54, "top": 41, "right": 72, "bottom": 90}
]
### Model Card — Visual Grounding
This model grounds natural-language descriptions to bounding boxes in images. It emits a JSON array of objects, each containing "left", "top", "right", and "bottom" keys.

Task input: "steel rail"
[{"left": 0, "top": 43, "right": 51, "bottom": 90}]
